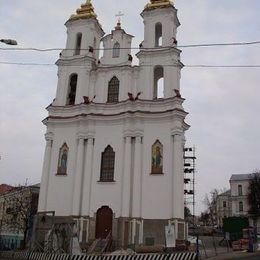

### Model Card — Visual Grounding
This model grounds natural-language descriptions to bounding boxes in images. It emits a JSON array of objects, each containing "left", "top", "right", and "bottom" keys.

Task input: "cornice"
[
  {"left": 47, "top": 97, "right": 186, "bottom": 117},
  {"left": 43, "top": 108, "right": 188, "bottom": 127},
  {"left": 136, "top": 46, "right": 182, "bottom": 57},
  {"left": 56, "top": 55, "right": 95, "bottom": 67}
]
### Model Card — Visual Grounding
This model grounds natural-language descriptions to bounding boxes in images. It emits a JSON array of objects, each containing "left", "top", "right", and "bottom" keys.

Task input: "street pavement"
[{"left": 203, "top": 250, "right": 260, "bottom": 259}]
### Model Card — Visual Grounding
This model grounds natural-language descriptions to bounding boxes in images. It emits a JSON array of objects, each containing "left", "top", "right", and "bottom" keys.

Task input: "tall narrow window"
[
  {"left": 154, "top": 66, "right": 164, "bottom": 99},
  {"left": 155, "top": 23, "right": 162, "bottom": 47},
  {"left": 67, "top": 74, "right": 78, "bottom": 105},
  {"left": 107, "top": 76, "right": 119, "bottom": 103},
  {"left": 74, "top": 33, "right": 82, "bottom": 55},
  {"left": 239, "top": 201, "right": 243, "bottom": 212},
  {"left": 112, "top": 42, "right": 120, "bottom": 58},
  {"left": 99, "top": 40, "right": 104, "bottom": 59},
  {"left": 238, "top": 185, "right": 242, "bottom": 196},
  {"left": 57, "top": 143, "right": 69, "bottom": 175},
  {"left": 223, "top": 201, "right": 227, "bottom": 208},
  {"left": 100, "top": 145, "right": 115, "bottom": 182}
]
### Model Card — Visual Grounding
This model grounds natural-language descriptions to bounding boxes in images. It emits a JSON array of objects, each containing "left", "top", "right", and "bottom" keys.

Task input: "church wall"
[
  {"left": 141, "top": 121, "right": 175, "bottom": 219},
  {"left": 138, "top": 50, "right": 181, "bottom": 99},
  {"left": 101, "top": 30, "right": 133, "bottom": 66},
  {"left": 93, "top": 67, "right": 136, "bottom": 103},
  {"left": 65, "top": 20, "right": 103, "bottom": 58},
  {"left": 142, "top": 8, "right": 178, "bottom": 49},
  {"left": 88, "top": 123, "right": 125, "bottom": 218},
  {"left": 45, "top": 125, "right": 78, "bottom": 216}
]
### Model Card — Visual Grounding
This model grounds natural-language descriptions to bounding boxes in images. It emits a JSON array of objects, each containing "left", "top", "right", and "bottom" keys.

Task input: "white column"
[
  {"left": 121, "top": 136, "right": 132, "bottom": 217},
  {"left": 38, "top": 133, "right": 53, "bottom": 212},
  {"left": 172, "top": 132, "right": 184, "bottom": 219},
  {"left": 132, "top": 136, "right": 142, "bottom": 217},
  {"left": 131, "top": 219, "right": 136, "bottom": 244},
  {"left": 81, "top": 138, "right": 94, "bottom": 216},
  {"left": 72, "top": 136, "right": 85, "bottom": 216}
]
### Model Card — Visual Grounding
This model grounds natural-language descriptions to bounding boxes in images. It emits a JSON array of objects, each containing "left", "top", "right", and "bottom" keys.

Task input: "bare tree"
[
  {"left": 1, "top": 186, "right": 39, "bottom": 249},
  {"left": 203, "top": 188, "right": 227, "bottom": 226},
  {"left": 247, "top": 171, "right": 260, "bottom": 228}
]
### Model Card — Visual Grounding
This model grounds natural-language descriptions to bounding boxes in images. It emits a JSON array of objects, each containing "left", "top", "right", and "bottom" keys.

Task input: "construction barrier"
[{"left": 0, "top": 252, "right": 196, "bottom": 260}]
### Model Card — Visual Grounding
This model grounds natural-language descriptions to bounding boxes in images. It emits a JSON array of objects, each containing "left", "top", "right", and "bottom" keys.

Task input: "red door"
[{"left": 95, "top": 206, "right": 113, "bottom": 239}]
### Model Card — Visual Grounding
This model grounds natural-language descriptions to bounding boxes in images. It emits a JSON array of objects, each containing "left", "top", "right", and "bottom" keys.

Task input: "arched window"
[
  {"left": 155, "top": 23, "right": 162, "bottom": 47},
  {"left": 74, "top": 33, "right": 82, "bottom": 55},
  {"left": 100, "top": 145, "right": 115, "bottom": 182},
  {"left": 107, "top": 76, "right": 119, "bottom": 103},
  {"left": 239, "top": 201, "right": 243, "bottom": 212},
  {"left": 99, "top": 40, "right": 104, "bottom": 59},
  {"left": 151, "top": 140, "right": 163, "bottom": 174},
  {"left": 112, "top": 42, "right": 120, "bottom": 58},
  {"left": 238, "top": 185, "right": 242, "bottom": 196},
  {"left": 154, "top": 66, "right": 164, "bottom": 99},
  {"left": 67, "top": 74, "right": 78, "bottom": 105},
  {"left": 57, "top": 143, "right": 69, "bottom": 175}
]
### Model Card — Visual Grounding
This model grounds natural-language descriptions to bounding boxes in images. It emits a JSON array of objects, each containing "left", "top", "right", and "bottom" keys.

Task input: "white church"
[{"left": 38, "top": 0, "right": 190, "bottom": 248}]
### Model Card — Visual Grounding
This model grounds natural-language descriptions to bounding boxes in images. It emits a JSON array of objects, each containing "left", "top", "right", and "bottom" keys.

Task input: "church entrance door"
[{"left": 95, "top": 206, "right": 113, "bottom": 239}]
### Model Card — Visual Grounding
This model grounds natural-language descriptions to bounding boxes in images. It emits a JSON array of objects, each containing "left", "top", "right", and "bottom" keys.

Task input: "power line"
[
  {"left": 1, "top": 61, "right": 260, "bottom": 68},
  {"left": 0, "top": 40, "right": 260, "bottom": 52}
]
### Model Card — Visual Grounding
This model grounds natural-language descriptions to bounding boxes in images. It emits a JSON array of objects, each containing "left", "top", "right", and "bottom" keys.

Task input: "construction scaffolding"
[{"left": 184, "top": 147, "right": 196, "bottom": 224}]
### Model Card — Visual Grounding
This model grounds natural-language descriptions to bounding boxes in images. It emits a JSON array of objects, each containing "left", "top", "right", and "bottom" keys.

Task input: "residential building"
[
  {"left": 216, "top": 173, "right": 260, "bottom": 229},
  {"left": 216, "top": 190, "right": 231, "bottom": 227}
]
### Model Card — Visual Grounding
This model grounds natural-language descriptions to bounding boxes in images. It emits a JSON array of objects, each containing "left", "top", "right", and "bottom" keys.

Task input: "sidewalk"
[{"left": 204, "top": 250, "right": 260, "bottom": 259}]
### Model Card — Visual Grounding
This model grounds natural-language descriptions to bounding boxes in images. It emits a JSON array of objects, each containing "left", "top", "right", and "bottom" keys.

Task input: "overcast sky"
[{"left": 1, "top": 0, "right": 260, "bottom": 214}]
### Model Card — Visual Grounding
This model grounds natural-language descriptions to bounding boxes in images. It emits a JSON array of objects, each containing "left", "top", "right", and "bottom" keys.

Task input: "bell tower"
[
  {"left": 137, "top": 0, "right": 183, "bottom": 100},
  {"left": 53, "top": 0, "right": 105, "bottom": 106}
]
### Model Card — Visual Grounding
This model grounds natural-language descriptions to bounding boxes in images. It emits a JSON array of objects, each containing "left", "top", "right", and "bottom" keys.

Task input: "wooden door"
[{"left": 95, "top": 206, "right": 113, "bottom": 239}]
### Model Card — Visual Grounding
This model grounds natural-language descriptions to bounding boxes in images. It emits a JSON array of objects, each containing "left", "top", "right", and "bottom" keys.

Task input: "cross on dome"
[{"left": 115, "top": 11, "right": 124, "bottom": 30}]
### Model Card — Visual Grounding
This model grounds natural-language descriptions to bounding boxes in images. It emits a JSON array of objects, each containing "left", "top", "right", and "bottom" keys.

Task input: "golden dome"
[
  {"left": 144, "top": 0, "right": 173, "bottom": 11},
  {"left": 69, "top": 0, "right": 97, "bottom": 21}
]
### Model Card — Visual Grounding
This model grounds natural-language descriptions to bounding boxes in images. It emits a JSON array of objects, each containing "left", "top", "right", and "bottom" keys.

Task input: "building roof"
[
  {"left": 230, "top": 172, "right": 260, "bottom": 182},
  {"left": 144, "top": 0, "right": 174, "bottom": 11},
  {"left": 218, "top": 189, "right": 231, "bottom": 196},
  {"left": 69, "top": 0, "right": 97, "bottom": 21},
  {"left": 0, "top": 184, "right": 14, "bottom": 195}
]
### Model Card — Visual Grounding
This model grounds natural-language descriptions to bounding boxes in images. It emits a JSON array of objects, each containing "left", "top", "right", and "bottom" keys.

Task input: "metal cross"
[{"left": 115, "top": 11, "right": 124, "bottom": 23}]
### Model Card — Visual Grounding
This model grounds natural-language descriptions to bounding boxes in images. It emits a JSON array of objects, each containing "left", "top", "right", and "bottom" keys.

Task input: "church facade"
[{"left": 38, "top": 0, "right": 189, "bottom": 248}]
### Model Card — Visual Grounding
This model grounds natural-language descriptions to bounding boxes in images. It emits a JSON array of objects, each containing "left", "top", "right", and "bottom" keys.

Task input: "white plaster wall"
[
  {"left": 64, "top": 19, "right": 104, "bottom": 58},
  {"left": 88, "top": 122, "right": 125, "bottom": 218},
  {"left": 101, "top": 30, "right": 133, "bottom": 65},
  {"left": 141, "top": 121, "right": 174, "bottom": 219},
  {"left": 93, "top": 67, "right": 136, "bottom": 103},
  {"left": 142, "top": 7, "right": 178, "bottom": 48},
  {"left": 230, "top": 181, "right": 249, "bottom": 196},
  {"left": 137, "top": 50, "right": 181, "bottom": 99},
  {"left": 45, "top": 125, "right": 78, "bottom": 216}
]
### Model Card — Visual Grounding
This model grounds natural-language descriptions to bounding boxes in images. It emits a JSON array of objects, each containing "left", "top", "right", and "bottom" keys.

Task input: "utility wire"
[
  {"left": 1, "top": 61, "right": 260, "bottom": 68},
  {"left": 0, "top": 40, "right": 260, "bottom": 52}
]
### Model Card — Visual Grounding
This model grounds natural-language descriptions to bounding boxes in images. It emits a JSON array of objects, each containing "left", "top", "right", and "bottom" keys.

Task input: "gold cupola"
[
  {"left": 69, "top": 0, "right": 97, "bottom": 21},
  {"left": 144, "top": 0, "right": 173, "bottom": 11}
]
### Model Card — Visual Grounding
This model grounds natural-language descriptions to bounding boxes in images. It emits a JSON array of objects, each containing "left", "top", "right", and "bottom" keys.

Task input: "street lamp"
[{"left": 0, "top": 39, "right": 17, "bottom": 45}]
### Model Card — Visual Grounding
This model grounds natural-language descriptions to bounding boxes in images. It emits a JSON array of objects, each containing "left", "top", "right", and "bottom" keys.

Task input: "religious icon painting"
[
  {"left": 151, "top": 139, "right": 163, "bottom": 174},
  {"left": 57, "top": 143, "right": 69, "bottom": 175}
]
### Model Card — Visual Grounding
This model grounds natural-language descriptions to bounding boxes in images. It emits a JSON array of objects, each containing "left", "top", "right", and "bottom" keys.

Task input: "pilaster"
[
  {"left": 72, "top": 133, "right": 86, "bottom": 216},
  {"left": 132, "top": 136, "right": 143, "bottom": 218},
  {"left": 172, "top": 129, "right": 184, "bottom": 219},
  {"left": 38, "top": 132, "right": 54, "bottom": 212},
  {"left": 81, "top": 137, "right": 95, "bottom": 216},
  {"left": 121, "top": 136, "right": 132, "bottom": 217}
]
